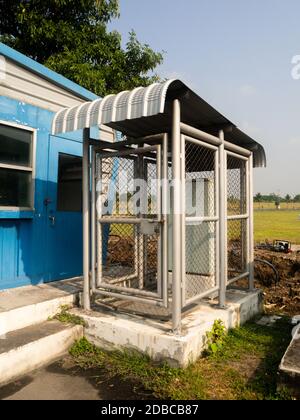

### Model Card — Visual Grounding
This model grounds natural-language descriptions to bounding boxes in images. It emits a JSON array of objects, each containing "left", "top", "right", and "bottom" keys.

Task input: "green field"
[{"left": 254, "top": 210, "right": 300, "bottom": 244}]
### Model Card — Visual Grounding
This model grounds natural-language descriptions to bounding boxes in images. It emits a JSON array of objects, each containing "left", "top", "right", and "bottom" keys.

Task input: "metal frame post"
[
  {"left": 172, "top": 99, "right": 182, "bottom": 333},
  {"left": 218, "top": 130, "right": 227, "bottom": 308},
  {"left": 91, "top": 148, "right": 96, "bottom": 291},
  {"left": 162, "top": 134, "right": 169, "bottom": 308},
  {"left": 83, "top": 128, "right": 91, "bottom": 310},
  {"left": 248, "top": 153, "right": 255, "bottom": 290},
  {"left": 181, "top": 135, "right": 186, "bottom": 308}
]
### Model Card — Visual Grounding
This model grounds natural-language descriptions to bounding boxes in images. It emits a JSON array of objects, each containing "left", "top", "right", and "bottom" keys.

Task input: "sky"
[{"left": 109, "top": 0, "right": 300, "bottom": 196}]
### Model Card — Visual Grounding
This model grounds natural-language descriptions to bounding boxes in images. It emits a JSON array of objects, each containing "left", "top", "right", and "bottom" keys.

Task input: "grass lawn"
[
  {"left": 254, "top": 210, "right": 300, "bottom": 244},
  {"left": 69, "top": 319, "right": 293, "bottom": 400}
]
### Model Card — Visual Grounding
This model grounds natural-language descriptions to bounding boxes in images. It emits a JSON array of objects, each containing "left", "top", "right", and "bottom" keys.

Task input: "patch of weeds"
[
  {"left": 51, "top": 305, "right": 87, "bottom": 327},
  {"left": 68, "top": 318, "right": 295, "bottom": 400},
  {"left": 205, "top": 319, "right": 227, "bottom": 355}
]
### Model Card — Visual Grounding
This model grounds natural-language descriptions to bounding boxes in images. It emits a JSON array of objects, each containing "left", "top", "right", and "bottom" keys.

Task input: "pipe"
[
  {"left": 91, "top": 149, "right": 96, "bottom": 291},
  {"left": 172, "top": 100, "right": 182, "bottom": 334},
  {"left": 248, "top": 153, "right": 255, "bottom": 290},
  {"left": 162, "top": 134, "right": 169, "bottom": 308},
  {"left": 180, "top": 122, "right": 221, "bottom": 146},
  {"left": 218, "top": 130, "right": 227, "bottom": 308},
  {"left": 82, "top": 128, "right": 91, "bottom": 310}
]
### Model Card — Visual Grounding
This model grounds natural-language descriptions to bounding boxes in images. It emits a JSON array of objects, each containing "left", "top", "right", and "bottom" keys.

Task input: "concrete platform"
[
  {"left": 72, "top": 288, "right": 263, "bottom": 367},
  {"left": 0, "top": 320, "right": 83, "bottom": 386},
  {"left": 278, "top": 325, "right": 300, "bottom": 398},
  {"left": 0, "top": 278, "right": 82, "bottom": 336}
]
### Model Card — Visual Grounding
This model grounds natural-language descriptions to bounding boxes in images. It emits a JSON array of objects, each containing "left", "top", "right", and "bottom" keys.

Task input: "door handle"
[{"left": 49, "top": 215, "right": 56, "bottom": 226}]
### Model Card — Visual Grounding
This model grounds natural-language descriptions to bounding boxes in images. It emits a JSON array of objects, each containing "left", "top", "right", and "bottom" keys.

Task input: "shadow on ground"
[{"left": 0, "top": 356, "right": 154, "bottom": 400}]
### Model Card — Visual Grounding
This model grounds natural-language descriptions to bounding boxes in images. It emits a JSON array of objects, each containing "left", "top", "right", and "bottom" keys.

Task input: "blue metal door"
[{"left": 45, "top": 136, "right": 83, "bottom": 281}]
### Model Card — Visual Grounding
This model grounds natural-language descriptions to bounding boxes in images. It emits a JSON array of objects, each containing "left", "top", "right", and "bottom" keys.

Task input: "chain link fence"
[
  {"left": 184, "top": 140, "right": 218, "bottom": 303},
  {"left": 226, "top": 153, "right": 248, "bottom": 283},
  {"left": 95, "top": 151, "right": 161, "bottom": 298}
]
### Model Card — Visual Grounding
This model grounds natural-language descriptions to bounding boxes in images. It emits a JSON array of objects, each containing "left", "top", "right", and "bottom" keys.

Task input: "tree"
[
  {"left": 254, "top": 192, "right": 262, "bottom": 202},
  {"left": 293, "top": 194, "right": 300, "bottom": 203},
  {"left": 0, "top": 0, "right": 163, "bottom": 96},
  {"left": 285, "top": 194, "right": 291, "bottom": 203}
]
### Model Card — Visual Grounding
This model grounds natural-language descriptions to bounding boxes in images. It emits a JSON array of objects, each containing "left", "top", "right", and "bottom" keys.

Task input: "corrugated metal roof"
[
  {"left": 51, "top": 79, "right": 266, "bottom": 167},
  {"left": 0, "top": 42, "right": 98, "bottom": 101}
]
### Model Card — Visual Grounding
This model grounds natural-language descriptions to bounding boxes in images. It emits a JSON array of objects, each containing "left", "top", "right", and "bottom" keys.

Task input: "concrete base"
[
  {"left": 278, "top": 325, "right": 300, "bottom": 398},
  {"left": 72, "top": 288, "right": 263, "bottom": 367},
  {"left": 0, "top": 321, "right": 83, "bottom": 386}
]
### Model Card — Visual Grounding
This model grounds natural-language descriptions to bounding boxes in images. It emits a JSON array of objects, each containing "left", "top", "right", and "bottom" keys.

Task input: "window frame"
[{"left": 0, "top": 120, "right": 36, "bottom": 211}]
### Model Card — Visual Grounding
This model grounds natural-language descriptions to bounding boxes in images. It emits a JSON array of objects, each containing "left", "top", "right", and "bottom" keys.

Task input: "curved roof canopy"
[{"left": 52, "top": 79, "right": 266, "bottom": 167}]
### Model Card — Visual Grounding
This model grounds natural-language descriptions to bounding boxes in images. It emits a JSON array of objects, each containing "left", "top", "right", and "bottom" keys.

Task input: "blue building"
[{"left": 0, "top": 43, "right": 113, "bottom": 290}]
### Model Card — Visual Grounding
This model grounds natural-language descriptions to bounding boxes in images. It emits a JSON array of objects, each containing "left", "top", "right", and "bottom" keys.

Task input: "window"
[
  {"left": 57, "top": 153, "right": 82, "bottom": 212},
  {"left": 0, "top": 123, "right": 34, "bottom": 208}
]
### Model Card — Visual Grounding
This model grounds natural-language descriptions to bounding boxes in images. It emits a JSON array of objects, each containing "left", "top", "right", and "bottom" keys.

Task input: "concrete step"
[
  {"left": 0, "top": 279, "right": 81, "bottom": 336},
  {"left": 0, "top": 320, "right": 83, "bottom": 386},
  {"left": 278, "top": 325, "right": 300, "bottom": 399}
]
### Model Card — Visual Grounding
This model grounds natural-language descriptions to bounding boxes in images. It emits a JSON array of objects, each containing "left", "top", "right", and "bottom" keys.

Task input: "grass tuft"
[{"left": 51, "top": 305, "right": 87, "bottom": 327}]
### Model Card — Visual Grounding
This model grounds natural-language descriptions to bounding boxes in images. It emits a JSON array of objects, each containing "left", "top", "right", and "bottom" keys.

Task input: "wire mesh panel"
[
  {"left": 185, "top": 221, "right": 217, "bottom": 301},
  {"left": 185, "top": 142, "right": 216, "bottom": 218},
  {"left": 183, "top": 138, "right": 218, "bottom": 304},
  {"left": 227, "top": 219, "right": 247, "bottom": 280},
  {"left": 227, "top": 155, "right": 247, "bottom": 216},
  {"left": 226, "top": 152, "right": 249, "bottom": 284},
  {"left": 95, "top": 145, "right": 164, "bottom": 303}
]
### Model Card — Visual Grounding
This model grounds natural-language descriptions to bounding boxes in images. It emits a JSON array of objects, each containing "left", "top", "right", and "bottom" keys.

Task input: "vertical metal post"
[
  {"left": 96, "top": 155, "right": 103, "bottom": 287},
  {"left": 180, "top": 135, "right": 186, "bottom": 308},
  {"left": 172, "top": 99, "right": 182, "bottom": 333},
  {"left": 91, "top": 149, "right": 96, "bottom": 291},
  {"left": 156, "top": 145, "right": 162, "bottom": 298},
  {"left": 83, "top": 128, "right": 91, "bottom": 310},
  {"left": 240, "top": 161, "right": 246, "bottom": 270},
  {"left": 162, "top": 134, "right": 169, "bottom": 308},
  {"left": 218, "top": 130, "right": 227, "bottom": 308},
  {"left": 215, "top": 148, "right": 220, "bottom": 291},
  {"left": 248, "top": 153, "right": 255, "bottom": 290},
  {"left": 138, "top": 154, "right": 145, "bottom": 290}
]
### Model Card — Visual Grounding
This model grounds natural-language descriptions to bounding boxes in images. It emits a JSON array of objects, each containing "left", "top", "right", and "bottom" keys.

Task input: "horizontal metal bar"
[
  {"left": 180, "top": 123, "right": 251, "bottom": 157},
  {"left": 96, "top": 282, "right": 159, "bottom": 298},
  {"left": 130, "top": 133, "right": 165, "bottom": 144},
  {"left": 227, "top": 272, "right": 249, "bottom": 285},
  {"left": 183, "top": 135, "right": 219, "bottom": 151},
  {"left": 92, "top": 288, "right": 164, "bottom": 307},
  {"left": 180, "top": 123, "right": 221, "bottom": 146},
  {"left": 98, "top": 217, "right": 160, "bottom": 224},
  {"left": 0, "top": 163, "right": 33, "bottom": 172},
  {"left": 184, "top": 286, "right": 219, "bottom": 307},
  {"left": 227, "top": 214, "right": 249, "bottom": 221},
  {"left": 224, "top": 142, "right": 251, "bottom": 157},
  {"left": 99, "top": 145, "right": 158, "bottom": 159},
  {"left": 225, "top": 149, "right": 250, "bottom": 160},
  {"left": 102, "top": 273, "right": 138, "bottom": 285},
  {"left": 186, "top": 216, "right": 218, "bottom": 223}
]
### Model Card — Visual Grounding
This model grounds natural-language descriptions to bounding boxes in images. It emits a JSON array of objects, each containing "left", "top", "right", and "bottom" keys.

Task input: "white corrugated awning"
[
  {"left": 52, "top": 79, "right": 175, "bottom": 136},
  {"left": 51, "top": 79, "right": 266, "bottom": 167}
]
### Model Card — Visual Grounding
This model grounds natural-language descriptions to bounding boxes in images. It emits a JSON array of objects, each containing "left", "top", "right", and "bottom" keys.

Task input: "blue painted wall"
[{"left": 0, "top": 96, "right": 84, "bottom": 290}]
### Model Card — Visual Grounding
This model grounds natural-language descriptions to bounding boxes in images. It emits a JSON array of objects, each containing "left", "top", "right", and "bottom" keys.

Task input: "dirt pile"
[{"left": 254, "top": 249, "right": 300, "bottom": 316}]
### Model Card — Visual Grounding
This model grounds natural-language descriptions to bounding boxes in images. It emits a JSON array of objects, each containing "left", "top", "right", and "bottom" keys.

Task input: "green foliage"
[
  {"left": 205, "top": 319, "right": 227, "bottom": 355},
  {"left": 254, "top": 192, "right": 300, "bottom": 203},
  {"left": 0, "top": 0, "right": 163, "bottom": 96},
  {"left": 52, "top": 305, "right": 87, "bottom": 326}
]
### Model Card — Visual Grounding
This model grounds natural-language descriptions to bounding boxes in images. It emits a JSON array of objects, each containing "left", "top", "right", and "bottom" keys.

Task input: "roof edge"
[{"left": 0, "top": 42, "right": 98, "bottom": 102}]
